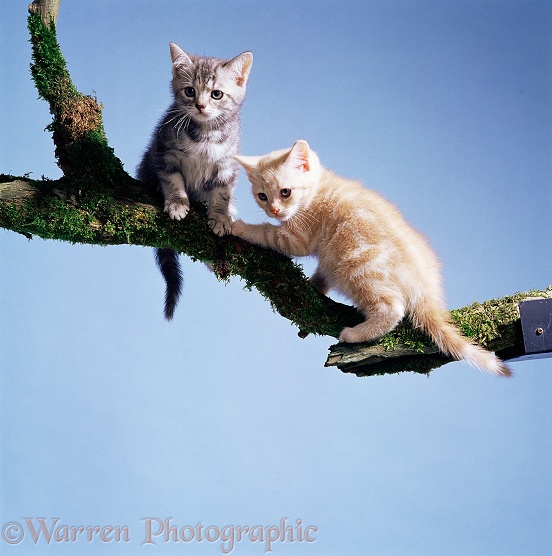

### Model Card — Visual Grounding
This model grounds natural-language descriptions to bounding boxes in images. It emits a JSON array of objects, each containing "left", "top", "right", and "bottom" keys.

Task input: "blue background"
[{"left": 1, "top": 1, "right": 551, "bottom": 554}]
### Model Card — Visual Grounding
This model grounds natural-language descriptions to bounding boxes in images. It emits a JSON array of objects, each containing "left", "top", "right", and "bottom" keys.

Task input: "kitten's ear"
[
  {"left": 235, "top": 154, "right": 261, "bottom": 171},
  {"left": 235, "top": 154, "right": 261, "bottom": 178},
  {"left": 224, "top": 52, "right": 253, "bottom": 87},
  {"left": 287, "top": 140, "right": 311, "bottom": 172},
  {"left": 169, "top": 42, "right": 193, "bottom": 71}
]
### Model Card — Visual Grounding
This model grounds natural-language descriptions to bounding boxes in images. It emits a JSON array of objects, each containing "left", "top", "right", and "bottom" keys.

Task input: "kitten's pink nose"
[
  {"left": 270, "top": 206, "right": 280, "bottom": 215},
  {"left": 195, "top": 103, "right": 205, "bottom": 112}
]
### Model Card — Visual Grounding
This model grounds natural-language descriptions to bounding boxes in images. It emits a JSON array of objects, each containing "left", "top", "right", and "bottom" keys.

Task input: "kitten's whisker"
[
  {"left": 174, "top": 114, "right": 191, "bottom": 138},
  {"left": 158, "top": 112, "right": 186, "bottom": 132},
  {"left": 174, "top": 116, "right": 184, "bottom": 137}
]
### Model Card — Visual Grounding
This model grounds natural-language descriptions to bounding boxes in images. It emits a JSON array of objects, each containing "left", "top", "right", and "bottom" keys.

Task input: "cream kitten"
[{"left": 232, "top": 140, "right": 511, "bottom": 377}]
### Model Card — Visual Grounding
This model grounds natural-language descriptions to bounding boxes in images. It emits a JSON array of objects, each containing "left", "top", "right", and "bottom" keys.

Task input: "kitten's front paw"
[
  {"left": 230, "top": 219, "right": 246, "bottom": 237},
  {"left": 165, "top": 198, "right": 190, "bottom": 221},
  {"left": 209, "top": 214, "right": 233, "bottom": 236}
]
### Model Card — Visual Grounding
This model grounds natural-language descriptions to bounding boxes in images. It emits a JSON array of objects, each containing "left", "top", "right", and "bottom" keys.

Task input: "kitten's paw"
[
  {"left": 209, "top": 215, "right": 233, "bottom": 236},
  {"left": 339, "top": 324, "right": 378, "bottom": 344},
  {"left": 230, "top": 219, "right": 246, "bottom": 237},
  {"left": 165, "top": 198, "right": 190, "bottom": 221},
  {"left": 339, "top": 327, "right": 362, "bottom": 344}
]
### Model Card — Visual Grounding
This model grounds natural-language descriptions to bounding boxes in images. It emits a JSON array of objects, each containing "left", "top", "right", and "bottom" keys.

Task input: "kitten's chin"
[
  {"left": 270, "top": 212, "right": 290, "bottom": 222},
  {"left": 190, "top": 111, "right": 215, "bottom": 123}
]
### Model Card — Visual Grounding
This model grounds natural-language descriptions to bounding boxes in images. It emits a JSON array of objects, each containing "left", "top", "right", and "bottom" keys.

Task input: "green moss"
[
  {"left": 28, "top": 13, "right": 77, "bottom": 103},
  {"left": 28, "top": 13, "right": 127, "bottom": 183},
  {"left": 450, "top": 288, "right": 552, "bottom": 352},
  {"left": 362, "top": 288, "right": 550, "bottom": 360},
  {"left": 21, "top": 9, "right": 549, "bottom": 368},
  {"left": 22, "top": 12, "right": 364, "bottom": 339},
  {"left": 0, "top": 201, "right": 27, "bottom": 233},
  {"left": 376, "top": 317, "right": 433, "bottom": 353},
  {"left": 328, "top": 286, "right": 552, "bottom": 376}
]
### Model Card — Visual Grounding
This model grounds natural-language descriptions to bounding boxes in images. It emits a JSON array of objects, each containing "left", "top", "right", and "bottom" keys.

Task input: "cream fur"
[{"left": 233, "top": 141, "right": 512, "bottom": 377}]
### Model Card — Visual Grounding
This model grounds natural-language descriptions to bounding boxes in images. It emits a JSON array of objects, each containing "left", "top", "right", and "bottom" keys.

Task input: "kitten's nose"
[
  {"left": 270, "top": 206, "right": 280, "bottom": 215},
  {"left": 195, "top": 103, "right": 205, "bottom": 112}
]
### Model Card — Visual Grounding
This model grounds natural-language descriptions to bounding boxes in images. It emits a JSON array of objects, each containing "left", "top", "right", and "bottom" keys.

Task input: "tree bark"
[
  {"left": 0, "top": 173, "right": 363, "bottom": 339},
  {"left": 28, "top": 0, "right": 60, "bottom": 25},
  {"left": 325, "top": 288, "right": 552, "bottom": 376},
  {"left": 1, "top": 1, "right": 548, "bottom": 377}
]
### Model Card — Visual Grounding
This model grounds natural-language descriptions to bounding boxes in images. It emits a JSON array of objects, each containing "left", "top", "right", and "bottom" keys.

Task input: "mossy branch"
[
  {"left": 1, "top": 2, "right": 547, "bottom": 377},
  {"left": 0, "top": 172, "right": 362, "bottom": 338},
  {"left": 15, "top": 8, "right": 364, "bottom": 340},
  {"left": 28, "top": 0, "right": 60, "bottom": 26},
  {"left": 326, "top": 287, "right": 552, "bottom": 376}
]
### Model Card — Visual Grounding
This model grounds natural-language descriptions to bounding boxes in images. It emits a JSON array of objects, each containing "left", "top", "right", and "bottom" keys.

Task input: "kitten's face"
[
  {"left": 236, "top": 141, "right": 318, "bottom": 222},
  {"left": 170, "top": 43, "right": 253, "bottom": 124}
]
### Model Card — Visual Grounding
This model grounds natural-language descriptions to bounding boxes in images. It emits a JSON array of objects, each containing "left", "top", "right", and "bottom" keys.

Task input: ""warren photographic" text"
[{"left": 2, "top": 516, "right": 318, "bottom": 553}]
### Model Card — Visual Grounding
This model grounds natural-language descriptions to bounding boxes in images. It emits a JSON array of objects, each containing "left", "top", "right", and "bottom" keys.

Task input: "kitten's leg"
[
  {"left": 231, "top": 220, "right": 312, "bottom": 256},
  {"left": 339, "top": 297, "right": 405, "bottom": 344},
  {"left": 231, "top": 220, "right": 272, "bottom": 244},
  {"left": 310, "top": 266, "right": 331, "bottom": 295},
  {"left": 206, "top": 186, "right": 233, "bottom": 236},
  {"left": 159, "top": 171, "right": 190, "bottom": 220}
]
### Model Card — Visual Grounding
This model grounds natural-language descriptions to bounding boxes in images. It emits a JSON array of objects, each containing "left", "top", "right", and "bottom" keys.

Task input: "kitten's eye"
[
  {"left": 258, "top": 192, "right": 268, "bottom": 202},
  {"left": 280, "top": 188, "right": 291, "bottom": 198},
  {"left": 184, "top": 87, "right": 195, "bottom": 98},
  {"left": 211, "top": 90, "right": 224, "bottom": 100}
]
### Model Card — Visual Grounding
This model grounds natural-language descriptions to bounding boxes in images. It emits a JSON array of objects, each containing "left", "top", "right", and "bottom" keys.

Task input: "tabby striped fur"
[{"left": 138, "top": 43, "right": 252, "bottom": 319}]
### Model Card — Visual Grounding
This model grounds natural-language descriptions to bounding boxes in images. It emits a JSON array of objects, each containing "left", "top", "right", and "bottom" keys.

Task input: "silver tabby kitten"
[{"left": 137, "top": 42, "right": 253, "bottom": 319}]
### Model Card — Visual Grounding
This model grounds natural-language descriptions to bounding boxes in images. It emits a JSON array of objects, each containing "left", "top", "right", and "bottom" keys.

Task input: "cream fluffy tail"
[{"left": 412, "top": 302, "right": 512, "bottom": 377}]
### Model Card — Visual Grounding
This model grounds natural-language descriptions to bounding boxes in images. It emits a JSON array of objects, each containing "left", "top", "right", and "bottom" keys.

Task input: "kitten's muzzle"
[{"left": 269, "top": 209, "right": 286, "bottom": 222}]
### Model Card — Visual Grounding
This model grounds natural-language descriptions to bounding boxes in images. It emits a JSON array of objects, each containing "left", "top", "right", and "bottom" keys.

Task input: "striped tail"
[
  {"left": 412, "top": 301, "right": 512, "bottom": 377},
  {"left": 155, "top": 248, "right": 182, "bottom": 320}
]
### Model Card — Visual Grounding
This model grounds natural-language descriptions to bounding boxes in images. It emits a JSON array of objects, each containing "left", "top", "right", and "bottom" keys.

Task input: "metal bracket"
[{"left": 512, "top": 298, "right": 552, "bottom": 361}]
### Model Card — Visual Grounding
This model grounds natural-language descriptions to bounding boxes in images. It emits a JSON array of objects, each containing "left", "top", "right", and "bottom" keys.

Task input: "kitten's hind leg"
[
  {"left": 339, "top": 297, "right": 404, "bottom": 344},
  {"left": 310, "top": 267, "right": 331, "bottom": 295}
]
